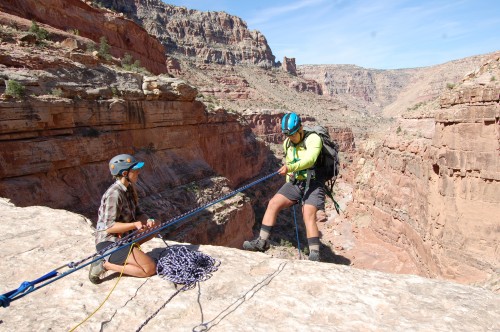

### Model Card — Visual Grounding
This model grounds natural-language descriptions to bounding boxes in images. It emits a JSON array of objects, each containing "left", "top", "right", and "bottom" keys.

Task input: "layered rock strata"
[
  {"left": 93, "top": 0, "right": 276, "bottom": 67},
  {"left": 0, "top": 0, "right": 167, "bottom": 74},
  {"left": 0, "top": 24, "right": 269, "bottom": 248},
  {"left": 349, "top": 54, "right": 500, "bottom": 286}
]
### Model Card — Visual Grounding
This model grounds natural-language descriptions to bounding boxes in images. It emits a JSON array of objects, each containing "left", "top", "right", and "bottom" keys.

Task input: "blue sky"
[{"left": 163, "top": 0, "right": 500, "bottom": 69}]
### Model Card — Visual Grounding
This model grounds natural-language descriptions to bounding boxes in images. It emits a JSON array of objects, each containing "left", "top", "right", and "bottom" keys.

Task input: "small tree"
[
  {"left": 5, "top": 79, "right": 25, "bottom": 98},
  {"left": 121, "top": 53, "right": 133, "bottom": 66},
  {"left": 98, "top": 36, "right": 111, "bottom": 60}
]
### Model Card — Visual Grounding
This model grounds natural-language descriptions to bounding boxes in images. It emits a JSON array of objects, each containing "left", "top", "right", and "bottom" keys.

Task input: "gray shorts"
[
  {"left": 277, "top": 180, "right": 325, "bottom": 209},
  {"left": 96, "top": 241, "right": 135, "bottom": 265}
]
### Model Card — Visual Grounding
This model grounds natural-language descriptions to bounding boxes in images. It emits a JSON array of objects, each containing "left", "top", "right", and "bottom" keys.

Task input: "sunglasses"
[{"left": 283, "top": 130, "right": 299, "bottom": 137}]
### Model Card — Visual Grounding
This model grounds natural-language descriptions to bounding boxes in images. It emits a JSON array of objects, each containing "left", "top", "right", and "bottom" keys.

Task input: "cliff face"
[
  {"left": 94, "top": 0, "right": 276, "bottom": 67},
  {"left": 348, "top": 53, "right": 500, "bottom": 285},
  {"left": 298, "top": 64, "right": 416, "bottom": 114},
  {"left": 0, "top": 16, "right": 269, "bottom": 248},
  {"left": 299, "top": 55, "right": 497, "bottom": 116},
  {"left": 0, "top": 0, "right": 168, "bottom": 74}
]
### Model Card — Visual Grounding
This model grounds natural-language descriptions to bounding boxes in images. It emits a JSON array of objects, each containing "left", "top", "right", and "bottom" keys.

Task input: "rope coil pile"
[
  {"left": 136, "top": 246, "right": 221, "bottom": 331},
  {"left": 156, "top": 246, "right": 221, "bottom": 289}
]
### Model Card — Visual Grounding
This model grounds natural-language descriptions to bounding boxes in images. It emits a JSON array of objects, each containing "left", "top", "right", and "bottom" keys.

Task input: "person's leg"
[
  {"left": 243, "top": 188, "right": 296, "bottom": 251},
  {"left": 104, "top": 247, "right": 156, "bottom": 277},
  {"left": 302, "top": 181, "right": 325, "bottom": 261},
  {"left": 302, "top": 204, "right": 320, "bottom": 238},
  {"left": 260, "top": 193, "right": 295, "bottom": 234}
]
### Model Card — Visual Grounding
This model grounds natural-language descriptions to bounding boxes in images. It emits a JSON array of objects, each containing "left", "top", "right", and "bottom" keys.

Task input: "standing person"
[
  {"left": 243, "top": 112, "right": 325, "bottom": 261},
  {"left": 89, "top": 154, "right": 160, "bottom": 284}
]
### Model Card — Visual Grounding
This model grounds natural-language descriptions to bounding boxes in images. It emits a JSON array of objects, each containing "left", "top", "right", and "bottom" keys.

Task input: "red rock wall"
[
  {"left": 95, "top": 0, "right": 276, "bottom": 67},
  {"left": 0, "top": 81, "right": 269, "bottom": 247},
  {"left": 348, "top": 55, "right": 500, "bottom": 285},
  {"left": 0, "top": 0, "right": 167, "bottom": 74},
  {"left": 242, "top": 110, "right": 355, "bottom": 153}
]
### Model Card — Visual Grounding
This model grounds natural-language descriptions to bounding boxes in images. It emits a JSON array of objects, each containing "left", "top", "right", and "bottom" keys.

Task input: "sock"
[
  {"left": 307, "top": 237, "right": 320, "bottom": 252},
  {"left": 259, "top": 224, "right": 272, "bottom": 240}
]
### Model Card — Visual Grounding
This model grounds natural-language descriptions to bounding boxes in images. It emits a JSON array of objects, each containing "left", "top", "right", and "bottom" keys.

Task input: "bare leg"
[
  {"left": 302, "top": 204, "right": 319, "bottom": 238},
  {"left": 261, "top": 193, "right": 295, "bottom": 227},
  {"left": 104, "top": 247, "right": 156, "bottom": 278}
]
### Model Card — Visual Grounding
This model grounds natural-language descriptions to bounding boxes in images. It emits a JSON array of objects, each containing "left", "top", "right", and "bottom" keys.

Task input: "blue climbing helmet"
[
  {"left": 281, "top": 112, "right": 302, "bottom": 136},
  {"left": 109, "top": 154, "right": 144, "bottom": 176}
]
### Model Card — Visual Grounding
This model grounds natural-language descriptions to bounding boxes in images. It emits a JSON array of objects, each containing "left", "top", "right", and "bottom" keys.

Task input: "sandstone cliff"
[
  {"left": 348, "top": 53, "right": 500, "bottom": 287},
  {"left": 0, "top": 199, "right": 498, "bottom": 331},
  {"left": 93, "top": 0, "right": 275, "bottom": 67},
  {"left": 298, "top": 53, "right": 497, "bottom": 118},
  {"left": 0, "top": 15, "right": 271, "bottom": 248},
  {"left": 0, "top": 0, "right": 168, "bottom": 74}
]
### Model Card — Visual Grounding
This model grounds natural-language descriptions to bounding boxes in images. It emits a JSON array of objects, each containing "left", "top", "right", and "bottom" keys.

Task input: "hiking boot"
[
  {"left": 88, "top": 259, "right": 105, "bottom": 284},
  {"left": 308, "top": 250, "right": 321, "bottom": 262},
  {"left": 242, "top": 237, "right": 270, "bottom": 252}
]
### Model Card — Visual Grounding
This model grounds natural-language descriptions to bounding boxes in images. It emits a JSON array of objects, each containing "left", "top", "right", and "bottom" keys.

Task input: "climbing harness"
[{"left": 0, "top": 171, "right": 279, "bottom": 308}]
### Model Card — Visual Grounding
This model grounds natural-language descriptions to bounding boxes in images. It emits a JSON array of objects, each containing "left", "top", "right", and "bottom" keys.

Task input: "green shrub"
[
  {"left": 491, "top": 76, "right": 496, "bottom": 82},
  {"left": 5, "top": 79, "right": 25, "bottom": 98},
  {"left": 86, "top": 42, "right": 96, "bottom": 53},
  {"left": 29, "top": 20, "right": 49, "bottom": 41},
  {"left": 446, "top": 83, "right": 455, "bottom": 90},
  {"left": 51, "top": 88, "right": 63, "bottom": 97},
  {"left": 68, "top": 28, "right": 80, "bottom": 36},
  {"left": 121, "top": 53, "right": 147, "bottom": 73}
]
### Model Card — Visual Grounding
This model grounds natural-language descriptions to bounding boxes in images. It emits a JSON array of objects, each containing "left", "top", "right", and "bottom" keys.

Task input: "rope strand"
[{"left": 1, "top": 171, "right": 278, "bottom": 307}]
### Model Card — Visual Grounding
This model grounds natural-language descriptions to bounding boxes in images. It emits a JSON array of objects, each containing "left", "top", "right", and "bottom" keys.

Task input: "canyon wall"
[
  {"left": 0, "top": 0, "right": 168, "bottom": 74},
  {"left": 93, "top": 0, "right": 276, "bottom": 67},
  {"left": 0, "top": 17, "right": 270, "bottom": 248},
  {"left": 349, "top": 54, "right": 500, "bottom": 285},
  {"left": 299, "top": 54, "right": 497, "bottom": 117}
]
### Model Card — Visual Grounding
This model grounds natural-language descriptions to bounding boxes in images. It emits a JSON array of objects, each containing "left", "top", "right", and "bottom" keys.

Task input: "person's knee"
[
  {"left": 143, "top": 262, "right": 156, "bottom": 277},
  {"left": 268, "top": 194, "right": 289, "bottom": 211}
]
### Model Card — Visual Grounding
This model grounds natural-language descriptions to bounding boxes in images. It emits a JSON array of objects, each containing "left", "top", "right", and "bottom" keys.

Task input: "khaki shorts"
[{"left": 277, "top": 180, "right": 325, "bottom": 210}]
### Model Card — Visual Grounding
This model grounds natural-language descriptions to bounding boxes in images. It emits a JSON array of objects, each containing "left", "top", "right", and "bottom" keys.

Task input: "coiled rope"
[
  {"left": 156, "top": 245, "right": 220, "bottom": 289},
  {"left": 136, "top": 245, "right": 221, "bottom": 331},
  {"left": 1, "top": 171, "right": 278, "bottom": 308}
]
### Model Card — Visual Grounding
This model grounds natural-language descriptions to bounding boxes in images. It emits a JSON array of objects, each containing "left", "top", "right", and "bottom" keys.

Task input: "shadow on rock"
[{"left": 320, "top": 243, "right": 351, "bottom": 265}]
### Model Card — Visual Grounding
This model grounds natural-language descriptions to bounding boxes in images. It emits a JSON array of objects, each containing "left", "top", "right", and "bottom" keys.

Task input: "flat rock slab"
[{"left": 0, "top": 198, "right": 498, "bottom": 331}]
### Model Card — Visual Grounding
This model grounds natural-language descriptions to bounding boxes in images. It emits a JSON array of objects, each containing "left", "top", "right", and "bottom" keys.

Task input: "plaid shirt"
[{"left": 95, "top": 180, "right": 144, "bottom": 244}]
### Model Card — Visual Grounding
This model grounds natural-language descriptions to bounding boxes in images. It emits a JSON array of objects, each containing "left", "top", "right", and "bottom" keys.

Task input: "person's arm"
[
  {"left": 106, "top": 221, "right": 145, "bottom": 234},
  {"left": 286, "top": 134, "right": 322, "bottom": 172},
  {"left": 99, "top": 190, "right": 146, "bottom": 234}
]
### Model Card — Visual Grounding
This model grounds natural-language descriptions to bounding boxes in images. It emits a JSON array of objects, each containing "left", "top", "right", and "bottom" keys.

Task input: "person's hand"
[
  {"left": 278, "top": 164, "right": 288, "bottom": 175},
  {"left": 134, "top": 221, "right": 145, "bottom": 230},
  {"left": 146, "top": 218, "right": 159, "bottom": 228}
]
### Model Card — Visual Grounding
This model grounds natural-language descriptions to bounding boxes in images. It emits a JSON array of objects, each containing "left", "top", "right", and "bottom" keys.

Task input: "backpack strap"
[{"left": 302, "top": 131, "right": 319, "bottom": 192}]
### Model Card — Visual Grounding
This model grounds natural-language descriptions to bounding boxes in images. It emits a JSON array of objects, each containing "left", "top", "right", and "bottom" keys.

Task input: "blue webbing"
[{"left": 0, "top": 171, "right": 279, "bottom": 308}]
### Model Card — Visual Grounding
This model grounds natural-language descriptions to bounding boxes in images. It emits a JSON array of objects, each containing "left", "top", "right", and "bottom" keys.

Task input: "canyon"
[{"left": 0, "top": 0, "right": 498, "bottom": 319}]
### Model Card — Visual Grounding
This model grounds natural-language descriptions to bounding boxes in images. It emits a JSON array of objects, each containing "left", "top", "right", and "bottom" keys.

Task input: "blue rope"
[
  {"left": 292, "top": 205, "right": 302, "bottom": 259},
  {"left": 0, "top": 171, "right": 279, "bottom": 307}
]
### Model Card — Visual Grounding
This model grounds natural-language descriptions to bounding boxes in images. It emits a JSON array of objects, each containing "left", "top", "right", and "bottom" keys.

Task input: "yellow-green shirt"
[{"left": 283, "top": 132, "right": 322, "bottom": 181}]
